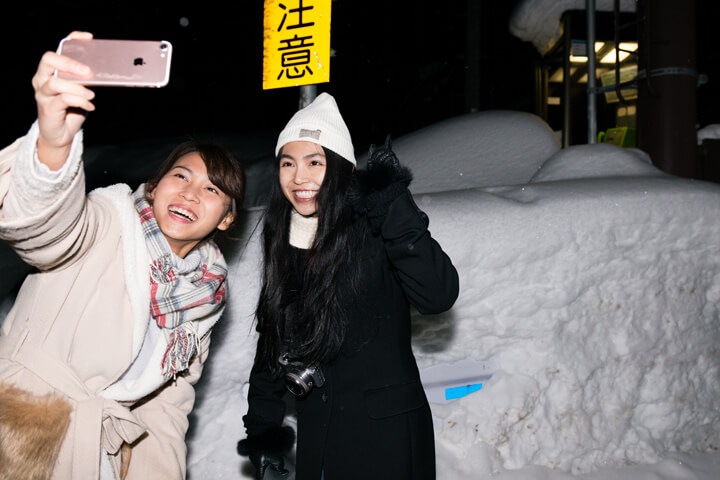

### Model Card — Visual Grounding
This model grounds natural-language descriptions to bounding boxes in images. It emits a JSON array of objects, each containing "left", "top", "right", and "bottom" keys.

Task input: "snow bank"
[
  {"left": 698, "top": 124, "right": 720, "bottom": 145},
  {"left": 1, "top": 111, "right": 716, "bottom": 478},
  {"left": 529, "top": 143, "right": 662, "bottom": 182},
  {"left": 187, "top": 111, "right": 720, "bottom": 478},
  {"left": 419, "top": 176, "right": 720, "bottom": 477},
  {"left": 376, "top": 110, "right": 560, "bottom": 193}
]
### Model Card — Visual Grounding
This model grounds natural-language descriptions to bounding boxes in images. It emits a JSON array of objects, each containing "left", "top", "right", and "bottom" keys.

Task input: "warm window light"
[
  {"left": 570, "top": 42, "right": 638, "bottom": 64},
  {"left": 600, "top": 44, "right": 636, "bottom": 64},
  {"left": 600, "top": 42, "right": 637, "bottom": 63},
  {"left": 550, "top": 68, "right": 564, "bottom": 82},
  {"left": 570, "top": 42, "right": 606, "bottom": 62},
  {"left": 601, "top": 50, "right": 629, "bottom": 63},
  {"left": 617, "top": 105, "right": 636, "bottom": 117}
]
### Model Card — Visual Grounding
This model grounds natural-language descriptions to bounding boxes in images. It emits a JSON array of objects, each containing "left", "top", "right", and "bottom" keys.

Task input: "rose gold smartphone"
[{"left": 56, "top": 38, "right": 172, "bottom": 87}]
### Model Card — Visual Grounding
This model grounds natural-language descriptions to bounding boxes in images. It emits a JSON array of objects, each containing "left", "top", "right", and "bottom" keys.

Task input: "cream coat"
[{"left": 0, "top": 123, "right": 222, "bottom": 479}]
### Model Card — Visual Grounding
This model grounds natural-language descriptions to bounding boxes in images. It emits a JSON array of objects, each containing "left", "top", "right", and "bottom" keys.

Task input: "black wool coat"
[{"left": 243, "top": 189, "right": 459, "bottom": 480}]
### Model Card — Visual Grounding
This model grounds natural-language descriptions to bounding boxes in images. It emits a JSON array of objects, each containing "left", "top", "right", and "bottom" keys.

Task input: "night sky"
[
  {"left": 2, "top": 1, "right": 719, "bottom": 160},
  {"left": 2, "top": 2, "right": 537, "bottom": 153}
]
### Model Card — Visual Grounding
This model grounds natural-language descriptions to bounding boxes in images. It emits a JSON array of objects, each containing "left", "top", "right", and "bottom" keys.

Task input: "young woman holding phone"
[{"left": 0, "top": 32, "right": 246, "bottom": 479}]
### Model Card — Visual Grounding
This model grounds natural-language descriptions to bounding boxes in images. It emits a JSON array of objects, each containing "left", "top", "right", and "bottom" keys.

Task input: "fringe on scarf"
[{"left": 161, "top": 322, "right": 201, "bottom": 379}]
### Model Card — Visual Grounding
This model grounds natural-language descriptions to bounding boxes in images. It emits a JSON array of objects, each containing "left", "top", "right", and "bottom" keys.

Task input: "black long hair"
[{"left": 255, "top": 146, "right": 365, "bottom": 375}]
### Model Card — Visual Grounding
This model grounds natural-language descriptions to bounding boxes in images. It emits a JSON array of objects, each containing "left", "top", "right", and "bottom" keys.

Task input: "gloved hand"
[
  {"left": 350, "top": 135, "right": 413, "bottom": 234},
  {"left": 237, "top": 426, "right": 296, "bottom": 480},
  {"left": 366, "top": 135, "right": 409, "bottom": 189},
  {"left": 249, "top": 452, "right": 292, "bottom": 480}
]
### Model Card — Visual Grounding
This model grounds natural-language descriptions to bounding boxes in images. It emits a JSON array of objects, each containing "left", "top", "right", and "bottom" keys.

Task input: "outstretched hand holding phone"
[
  {"left": 33, "top": 31, "right": 173, "bottom": 170},
  {"left": 33, "top": 31, "right": 96, "bottom": 171}
]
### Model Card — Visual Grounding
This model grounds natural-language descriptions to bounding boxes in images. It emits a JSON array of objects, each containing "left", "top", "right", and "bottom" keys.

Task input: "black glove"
[
  {"left": 250, "top": 452, "right": 292, "bottom": 480},
  {"left": 366, "top": 135, "right": 410, "bottom": 187},
  {"left": 237, "top": 426, "right": 296, "bottom": 480},
  {"left": 351, "top": 135, "right": 413, "bottom": 234}
]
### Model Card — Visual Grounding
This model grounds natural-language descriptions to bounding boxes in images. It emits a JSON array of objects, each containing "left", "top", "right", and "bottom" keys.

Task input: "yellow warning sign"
[{"left": 263, "top": 0, "right": 331, "bottom": 90}]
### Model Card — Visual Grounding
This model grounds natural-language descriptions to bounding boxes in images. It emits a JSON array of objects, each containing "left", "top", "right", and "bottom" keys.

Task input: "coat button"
[{"left": 321, "top": 392, "right": 328, "bottom": 402}]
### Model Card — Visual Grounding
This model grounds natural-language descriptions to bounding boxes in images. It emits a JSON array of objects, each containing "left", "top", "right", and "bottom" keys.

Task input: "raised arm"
[
  {"left": 33, "top": 31, "right": 96, "bottom": 170},
  {"left": 352, "top": 137, "right": 459, "bottom": 314},
  {"left": 0, "top": 32, "right": 99, "bottom": 269}
]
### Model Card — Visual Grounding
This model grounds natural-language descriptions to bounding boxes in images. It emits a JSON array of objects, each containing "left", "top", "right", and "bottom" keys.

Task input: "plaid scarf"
[{"left": 133, "top": 186, "right": 228, "bottom": 379}]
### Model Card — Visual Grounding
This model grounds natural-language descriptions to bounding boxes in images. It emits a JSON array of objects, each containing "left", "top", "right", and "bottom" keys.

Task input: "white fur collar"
[
  {"left": 90, "top": 184, "right": 150, "bottom": 357},
  {"left": 91, "top": 184, "right": 224, "bottom": 401}
]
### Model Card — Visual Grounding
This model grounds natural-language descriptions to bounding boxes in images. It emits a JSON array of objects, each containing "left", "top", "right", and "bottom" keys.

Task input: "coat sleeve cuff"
[
  {"left": 237, "top": 425, "right": 296, "bottom": 457},
  {"left": 13, "top": 121, "right": 84, "bottom": 214}
]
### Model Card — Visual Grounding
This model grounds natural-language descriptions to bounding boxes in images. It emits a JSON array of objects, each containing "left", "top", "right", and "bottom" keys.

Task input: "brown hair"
[{"left": 144, "top": 141, "right": 246, "bottom": 230}]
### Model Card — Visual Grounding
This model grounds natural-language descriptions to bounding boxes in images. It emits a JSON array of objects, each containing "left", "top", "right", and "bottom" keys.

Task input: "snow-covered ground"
[
  {"left": 185, "top": 111, "right": 720, "bottom": 479},
  {"left": 1, "top": 111, "right": 718, "bottom": 479}
]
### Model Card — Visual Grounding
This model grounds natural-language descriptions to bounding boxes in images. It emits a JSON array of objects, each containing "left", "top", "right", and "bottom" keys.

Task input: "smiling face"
[
  {"left": 149, "top": 152, "right": 234, "bottom": 258},
  {"left": 278, "top": 141, "right": 327, "bottom": 217}
]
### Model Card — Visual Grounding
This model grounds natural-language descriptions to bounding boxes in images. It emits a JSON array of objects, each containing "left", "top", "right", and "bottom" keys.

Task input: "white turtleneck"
[{"left": 289, "top": 209, "right": 319, "bottom": 250}]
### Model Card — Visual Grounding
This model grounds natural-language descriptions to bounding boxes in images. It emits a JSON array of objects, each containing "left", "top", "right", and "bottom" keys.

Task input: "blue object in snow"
[
  {"left": 445, "top": 383, "right": 483, "bottom": 400},
  {"left": 419, "top": 356, "right": 499, "bottom": 404}
]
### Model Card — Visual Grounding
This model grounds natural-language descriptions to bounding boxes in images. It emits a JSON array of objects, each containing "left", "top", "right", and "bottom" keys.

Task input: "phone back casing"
[{"left": 57, "top": 39, "right": 172, "bottom": 88}]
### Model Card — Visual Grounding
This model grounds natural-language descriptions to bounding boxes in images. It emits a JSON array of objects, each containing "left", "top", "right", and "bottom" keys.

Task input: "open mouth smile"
[
  {"left": 168, "top": 205, "right": 198, "bottom": 222},
  {"left": 294, "top": 190, "right": 317, "bottom": 201}
]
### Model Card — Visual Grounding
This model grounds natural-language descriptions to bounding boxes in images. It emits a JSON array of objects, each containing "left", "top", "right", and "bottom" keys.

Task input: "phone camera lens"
[{"left": 160, "top": 44, "right": 167, "bottom": 50}]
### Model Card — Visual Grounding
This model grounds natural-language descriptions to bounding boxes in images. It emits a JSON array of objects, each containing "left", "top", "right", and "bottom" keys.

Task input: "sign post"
[{"left": 263, "top": 0, "right": 331, "bottom": 106}]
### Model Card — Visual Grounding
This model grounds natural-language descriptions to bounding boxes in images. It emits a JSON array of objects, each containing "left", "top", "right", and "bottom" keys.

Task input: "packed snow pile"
[
  {"left": 1, "top": 111, "right": 717, "bottom": 478},
  {"left": 419, "top": 177, "right": 720, "bottom": 476},
  {"left": 186, "top": 111, "right": 720, "bottom": 478},
  {"left": 697, "top": 124, "right": 720, "bottom": 145},
  {"left": 361, "top": 110, "right": 561, "bottom": 194}
]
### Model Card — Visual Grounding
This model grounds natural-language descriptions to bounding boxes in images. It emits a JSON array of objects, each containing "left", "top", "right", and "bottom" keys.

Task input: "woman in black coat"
[{"left": 237, "top": 93, "right": 459, "bottom": 480}]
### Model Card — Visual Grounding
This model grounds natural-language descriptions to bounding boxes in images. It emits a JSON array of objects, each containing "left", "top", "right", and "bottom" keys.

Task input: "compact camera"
[
  {"left": 285, "top": 364, "right": 325, "bottom": 397},
  {"left": 279, "top": 352, "right": 326, "bottom": 397}
]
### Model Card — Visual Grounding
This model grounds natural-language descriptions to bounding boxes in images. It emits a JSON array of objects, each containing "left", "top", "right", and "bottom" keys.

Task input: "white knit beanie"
[{"left": 275, "top": 92, "right": 356, "bottom": 166}]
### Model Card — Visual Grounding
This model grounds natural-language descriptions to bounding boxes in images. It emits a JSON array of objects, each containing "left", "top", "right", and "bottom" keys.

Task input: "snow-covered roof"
[{"left": 509, "top": 0, "right": 637, "bottom": 55}]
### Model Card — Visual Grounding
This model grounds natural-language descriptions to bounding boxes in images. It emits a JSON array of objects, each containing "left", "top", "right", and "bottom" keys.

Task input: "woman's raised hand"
[{"left": 33, "top": 31, "right": 96, "bottom": 170}]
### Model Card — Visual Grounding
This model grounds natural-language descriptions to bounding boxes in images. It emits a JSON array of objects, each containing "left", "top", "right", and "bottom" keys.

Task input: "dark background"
[
  {"left": 1, "top": 1, "right": 719, "bottom": 164},
  {"left": 1, "top": 1, "right": 538, "bottom": 154},
  {"left": 1, "top": 1, "right": 719, "bottom": 300}
]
